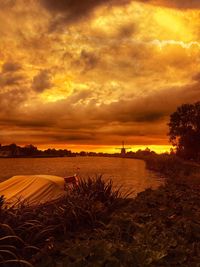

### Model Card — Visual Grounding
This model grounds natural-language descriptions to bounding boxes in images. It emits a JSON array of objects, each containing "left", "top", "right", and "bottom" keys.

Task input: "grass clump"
[
  {"left": 0, "top": 176, "right": 123, "bottom": 266},
  {"left": 144, "top": 154, "right": 199, "bottom": 179}
]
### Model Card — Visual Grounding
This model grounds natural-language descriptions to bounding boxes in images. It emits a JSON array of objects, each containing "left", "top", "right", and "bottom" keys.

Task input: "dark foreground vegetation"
[
  {"left": 168, "top": 102, "right": 200, "bottom": 161},
  {"left": 0, "top": 168, "right": 200, "bottom": 267},
  {"left": 143, "top": 154, "right": 200, "bottom": 180}
]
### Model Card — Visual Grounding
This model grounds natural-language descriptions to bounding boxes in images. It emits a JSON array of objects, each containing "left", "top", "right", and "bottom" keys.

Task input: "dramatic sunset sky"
[{"left": 0, "top": 0, "right": 200, "bottom": 153}]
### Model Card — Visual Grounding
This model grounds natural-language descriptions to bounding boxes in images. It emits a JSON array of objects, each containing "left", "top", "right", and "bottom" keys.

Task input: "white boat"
[{"left": 0, "top": 174, "right": 77, "bottom": 207}]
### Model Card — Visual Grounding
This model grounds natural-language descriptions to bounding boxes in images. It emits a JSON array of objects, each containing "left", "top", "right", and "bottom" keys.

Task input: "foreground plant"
[{"left": 0, "top": 176, "right": 124, "bottom": 266}]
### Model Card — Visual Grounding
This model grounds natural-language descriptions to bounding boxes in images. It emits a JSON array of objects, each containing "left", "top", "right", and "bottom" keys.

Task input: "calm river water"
[{"left": 0, "top": 157, "right": 164, "bottom": 196}]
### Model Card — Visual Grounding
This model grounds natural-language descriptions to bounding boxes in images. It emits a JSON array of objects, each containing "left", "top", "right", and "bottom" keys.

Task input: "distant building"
[{"left": 116, "top": 141, "right": 131, "bottom": 156}]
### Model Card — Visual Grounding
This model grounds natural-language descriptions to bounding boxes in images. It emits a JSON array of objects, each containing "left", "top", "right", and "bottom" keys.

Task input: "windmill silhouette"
[{"left": 116, "top": 141, "right": 131, "bottom": 156}]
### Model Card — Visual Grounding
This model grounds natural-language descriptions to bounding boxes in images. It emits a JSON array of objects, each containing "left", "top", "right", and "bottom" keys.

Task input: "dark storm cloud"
[
  {"left": 0, "top": 89, "right": 27, "bottom": 115},
  {"left": 193, "top": 72, "right": 200, "bottom": 82},
  {"left": 94, "top": 81, "right": 200, "bottom": 124},
  {"left": 13, "top": 79, "right": 200, "bottom": 129},
  {"left": 42, "top": 0, "right": 104, "bottom": 16},
  {"left": 118, "top": 23, "right": 136, "bottom": 38},
  {"left": 10, "top": 79, "right": 199, "bottom": 135},
  {"left": 0, "top": 72, "right": 24, "bottom": 87},
  {"left": 54, "top": 133, "right": 97, "bottom": 141},
  {"left": 41, "top": 0, "right": 132, "bottom": 30},
  {"left": 9, "top": 119, "right": 56, "bottom": 128},
  {"left": 134, "top": 112, "right": 164, "bottom": 123},
  {"left": 2, "top": 62, "right": 22, "bottom": 73},
  {"left": 42, "top": 0, "right": 131, "bottom": 19},
  {"left": 40, "top": 0, "right": 200, "bottom": 33},
  {"left": 0, "top": 0, "right": 15, "bottom": 9},
  {"left": 0, "top": 61, "right": 24, "bottom": 87},
  {"left": 42, "top": 0, "right": 200, "bottom": 26},
  {"left": 32, "top": 70, "right": 53, "bottom": 92},
  {"left": 1, "top": 78, "right": 199, "bottom": 145},
  {"left": 73, "top": 50, "right": 99, "bottom": 73},
  {"left": 42, "top": 0, "right": 106, "bottom": 27},
  {"left": 80, "top": 50, "right": 98, "bottom": 71}
]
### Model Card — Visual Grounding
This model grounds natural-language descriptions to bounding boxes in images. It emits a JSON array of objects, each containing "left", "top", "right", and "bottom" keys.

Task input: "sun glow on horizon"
[{"left": 37, "top": 144, "right": 172, "bottom": 154}]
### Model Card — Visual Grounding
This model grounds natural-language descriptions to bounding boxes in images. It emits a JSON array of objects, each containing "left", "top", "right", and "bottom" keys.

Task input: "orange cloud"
[{"left": 0, "top": 0, "right": 200, "bottom": 152}]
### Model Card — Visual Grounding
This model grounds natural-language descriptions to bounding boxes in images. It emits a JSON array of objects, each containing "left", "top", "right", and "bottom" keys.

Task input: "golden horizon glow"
[{"left": 37, "top": 144, "right": 172, "bottom": 154}]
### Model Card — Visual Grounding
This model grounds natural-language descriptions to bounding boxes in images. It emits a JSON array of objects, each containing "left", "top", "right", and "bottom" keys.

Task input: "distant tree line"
[{"left": 0, "top": 144, "right": 74, "bottom": 158}]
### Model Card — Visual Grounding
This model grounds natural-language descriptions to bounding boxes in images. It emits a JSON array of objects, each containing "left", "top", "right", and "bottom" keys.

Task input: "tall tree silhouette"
[{"left": 168, "top": 102, "right": 200, "bottom": 160}]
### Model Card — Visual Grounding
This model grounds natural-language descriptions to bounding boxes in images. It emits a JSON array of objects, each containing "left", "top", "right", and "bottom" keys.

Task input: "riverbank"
[
  {"left": 143, "top": 154, "right": 200, "bottom": 185},
  {"left": 53, "top": 180, "right": 200, "bottom": 267},
  {"left": 1, "top": 168, "right": 199, "bottom": 267}
]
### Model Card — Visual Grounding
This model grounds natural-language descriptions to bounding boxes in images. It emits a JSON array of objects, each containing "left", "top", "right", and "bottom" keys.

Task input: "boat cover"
[{"left": 0, "top": 175, "right": 66, "bottom": 206}]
